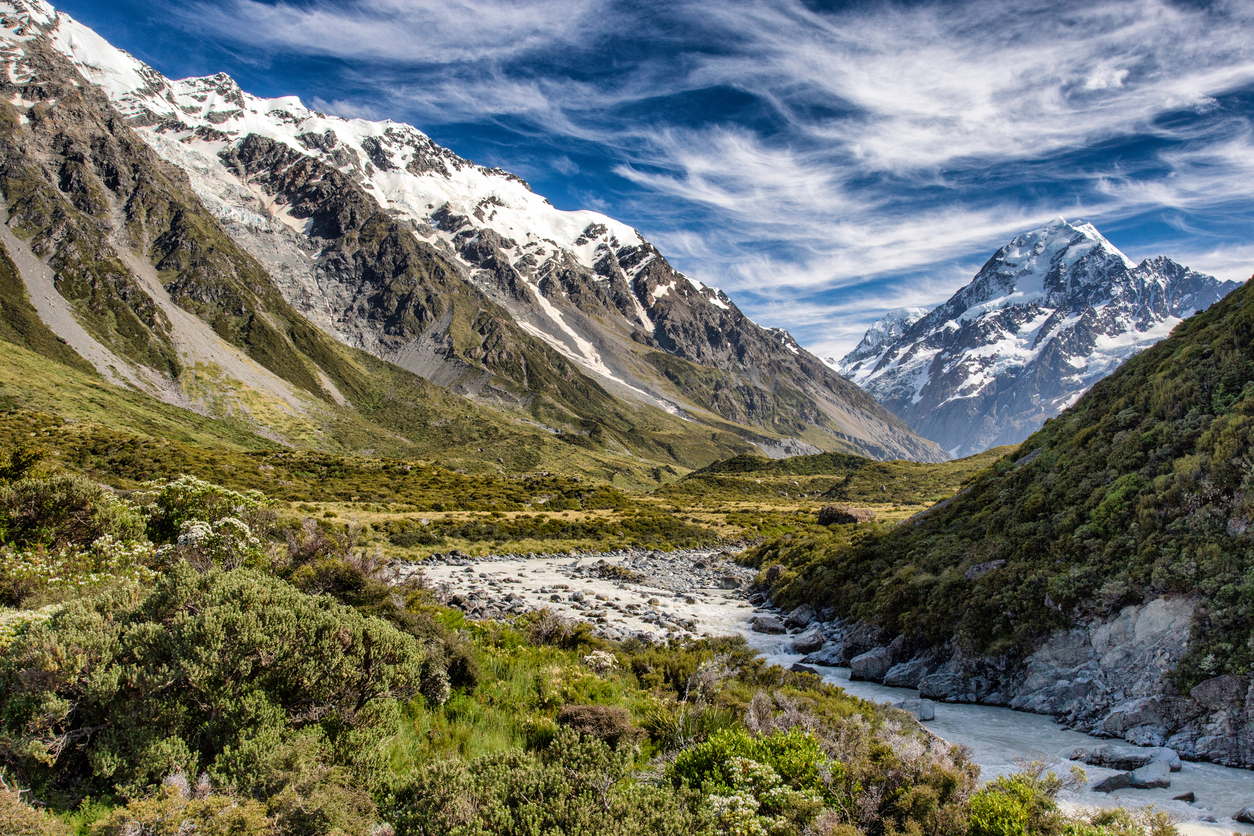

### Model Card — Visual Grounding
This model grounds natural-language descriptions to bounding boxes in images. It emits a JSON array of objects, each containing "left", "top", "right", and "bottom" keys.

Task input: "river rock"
[
  {"left": 791, "top": 624, "right": 827, "bottom": 654},
  {"left": 1092, "top": 773, "right": 1131, "bottom": 793},
  {"left": 1235, "top": 807, "right": 1254, "bottom": 825},
  {"left": 884, "top": 657, "right": 932, "bottom": 688},
  {"left": 1067, "top": 744, "right": 1180, "bottom": 772},
  {"left": 917, "top": 699, "right": 936, "bottom": 721},
  {"left": 919, "top": 673, "right": 966, "bottom": 702},
  {"left": 1127, "top": 760, "right": 1171, "bottom": 789},
  {"left": 789, "top": 663, "right": 820, "bottom": 676},
  {"left": 838, "top": 621, "right": 887, "bottom": 665},
  {"left": 785, "top": 603, "right": 816, "bottom": 629},
  {"left": 750, "top": 615, "right": 786, "bottom": 634},
  {"left": 850, "top": 647, "right": 893, "bottom": 682},
  {"left": 1173, "top": 791, "right": 1195, "bottom": 803},
  {"left": 802, "top": 643, "right": 844, "bottom": 666}
]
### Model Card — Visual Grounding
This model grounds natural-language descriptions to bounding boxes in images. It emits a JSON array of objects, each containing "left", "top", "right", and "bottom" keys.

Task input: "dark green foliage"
[
  {"left": 0, "top": 473, "right": 143, "bottom": 549},
  {"left": 749, "top": 279, "right": 1254, "bottom": 683},
  {"left": 0, "top": 444, "right": 43, "bottom": 483},
  {"left": 386, "top": 729, "right": 713, "bottom": 836},
  {"left": 0, "top": 565, "right": 441, "bottom": 800}
]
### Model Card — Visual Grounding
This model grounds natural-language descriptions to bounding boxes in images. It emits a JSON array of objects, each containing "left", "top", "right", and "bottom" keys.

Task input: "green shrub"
[
  {"left": 0, "top": 778, "right": 69, "bottom": 835},
  {"left": 138, "top": 474, "right": 273, "bottom": 546},
  {"left": 0, "top": 474, "right": 143, "bottom": 550},
  {"left": 386, "top": 729, "right": 713, "bottom": 836},
  {"left": 969, "top": 780, "right": 1031, "bottom": 836},
  {"left": 0, "top": 566, "right": 445, "bottom": 800},
  {"left": 556, "top": 704, "right": 642, "bottom": 748}
]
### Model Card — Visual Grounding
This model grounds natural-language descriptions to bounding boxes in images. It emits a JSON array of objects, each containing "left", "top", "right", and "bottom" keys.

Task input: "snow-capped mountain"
[
  {"left": 839, "top": 219, "right": 1241, "bottom": 457},
  {"left": 0, "top": 0, "right": 946, "bottom": 462}
]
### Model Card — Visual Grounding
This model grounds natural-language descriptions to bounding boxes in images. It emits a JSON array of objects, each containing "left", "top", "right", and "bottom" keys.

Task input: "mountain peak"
[{"left": 839, "top": 220, "right": 1240, "bottom": 457}]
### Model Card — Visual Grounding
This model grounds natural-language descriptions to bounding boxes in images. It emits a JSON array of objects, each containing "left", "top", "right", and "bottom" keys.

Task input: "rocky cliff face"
[
  {"left": 839, "top": 220, "right": 1240, "bottom": 457},
  {"left": 790, "top": 597, "right": 1254, "bottom": 768},
  {"left": 20, "top": 0, "right": 944, "bottom": 462}
]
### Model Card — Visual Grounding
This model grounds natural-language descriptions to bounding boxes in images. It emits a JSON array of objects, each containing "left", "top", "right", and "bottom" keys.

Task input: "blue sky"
[{"left": 58, "top": 0, "right": 1254, "bottom": 360}]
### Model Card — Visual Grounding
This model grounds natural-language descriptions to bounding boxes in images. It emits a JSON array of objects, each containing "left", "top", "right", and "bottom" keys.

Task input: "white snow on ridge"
[{"left": 30, "top": 8, "right": 646, "bottom": 273}]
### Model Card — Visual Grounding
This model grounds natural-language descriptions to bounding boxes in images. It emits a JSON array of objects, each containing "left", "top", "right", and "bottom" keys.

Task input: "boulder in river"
[
  {"left": 1127, "top": 760, "right": 1171, "bottom": 789},
  {"left": 1235, "top": 807, "right": 1254, "bottom": 825},
  {"left": 750, "top": 615, "right": 786, "bottom": 634},
  {"left": 791, "top": 624, "right": 826, "bottom": 654},
  {"left": 1092, "top": 773, "right": 1131, "bottom": 793},
  {"left": 1172, "top": 791, "right": 1195, "bottom": 803},
  {"left": 802, "top": 644, "right": 844, "bottom": 666},
  {"left": 1067, "top": 744, "right": 1180, "bottom": 772},
  {"left": 785, "top": 603, "right": 816, "bottom": 629},
  {"left": 850, "top": 647, "right": 893, "bottom": 681}
]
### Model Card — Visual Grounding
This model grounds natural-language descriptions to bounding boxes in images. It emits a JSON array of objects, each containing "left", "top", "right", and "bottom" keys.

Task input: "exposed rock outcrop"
[
  {"left": 794, "top": 595, "right": 1254, "bottom": 768},
  {"left": 817, "top": 505, "right": 876, "bottom": 526}
]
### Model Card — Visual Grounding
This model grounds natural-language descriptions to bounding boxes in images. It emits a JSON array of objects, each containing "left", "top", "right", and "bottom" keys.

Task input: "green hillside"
[
  {"left": 660, "top": 447, "right": 1005, "bottom": 506},
  {"left": 749, "top": 276, "right": 1254, "bottom": 687}
]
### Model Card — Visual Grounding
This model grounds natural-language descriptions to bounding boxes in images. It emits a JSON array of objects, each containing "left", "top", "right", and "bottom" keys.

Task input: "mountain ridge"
[
  {"left": 18, "top": 0, "right": 944, "bottom": 463},
  {"left": 839, "top": 218, "right": 1240, "bottom": 457}
]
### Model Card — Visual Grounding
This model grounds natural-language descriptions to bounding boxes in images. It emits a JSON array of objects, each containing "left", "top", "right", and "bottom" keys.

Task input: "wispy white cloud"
[
  {"left": 181, "top": 0, "right": 608, "bottom": 64},
  {"left": 172, "top": 0, "right": 1254, "bottom": 358}
]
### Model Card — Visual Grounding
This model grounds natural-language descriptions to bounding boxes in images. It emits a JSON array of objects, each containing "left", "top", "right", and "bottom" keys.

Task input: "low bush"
[
  {"left": 0, "top": 565, "right": 445, "bottom": 801},
  {"left": 0, "top": 474, "right": 143, "bottom": 550},
  {"left": 386, "top": 729, "right": 713, "bottom": 836},
  {"left": 556, "top": 704, "right": 642, "bottom": 748}
]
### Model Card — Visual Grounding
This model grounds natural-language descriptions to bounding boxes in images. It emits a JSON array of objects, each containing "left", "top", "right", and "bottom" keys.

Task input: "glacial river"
[
  {"left": 418, "top": 552, "right": 1254, "bottom": 835},
  {"left": 747, "top": 637, "right": 1254, "bottom": 836}
]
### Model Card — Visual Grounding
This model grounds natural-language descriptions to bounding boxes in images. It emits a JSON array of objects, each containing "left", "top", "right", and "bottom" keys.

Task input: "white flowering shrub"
[
  {"left": 583, "top": 650, "right": 619, "bottom": 674},
  {"left": 138, "top": 475, "right": 273, "bottom": 546},
  {"left": 0, "top": 534, "right": 156, "bottom": 606},
  {"left": 159, "top": 516, "right": 265, "bottom": 571}
]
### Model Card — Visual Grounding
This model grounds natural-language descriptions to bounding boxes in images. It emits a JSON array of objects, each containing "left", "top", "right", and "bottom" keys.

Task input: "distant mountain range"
[
  {"left": 0, "top": 0, "right": 943, "bottom": 464},
  {"left": 838, "top": 219, "right": 1241, "bottom": 457}
]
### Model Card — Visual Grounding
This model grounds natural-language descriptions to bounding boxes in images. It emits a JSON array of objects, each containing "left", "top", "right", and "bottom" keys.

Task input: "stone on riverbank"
[
  {"left": 884, "top": 657, "right": 932, "bottom": 688},
  {"left": 791, "top": 623, "right": 826, "bottom": 654},
  {"left": 785, "top": 603, "right": 816, "bottom": 629},
  {"left": 750, "top": 615, "right": 786, "bottom": 634},
  {"left": 851, "top": 647, "right": 893, "bottom": 681},
  {"left": 1234, "top": 807, "right": 1254, "bottom": 825}
]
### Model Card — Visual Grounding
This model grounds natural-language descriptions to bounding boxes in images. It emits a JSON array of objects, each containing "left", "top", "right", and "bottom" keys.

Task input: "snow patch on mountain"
[{"left": 839, "top": 218, "right": 1242, "bottom": 457}]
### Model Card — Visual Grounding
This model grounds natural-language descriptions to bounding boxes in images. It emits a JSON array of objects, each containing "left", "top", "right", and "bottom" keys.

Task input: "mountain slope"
[
  {"left": 27, "top": 0, "right": 943, "bottom": 462},
  {"left": 755, "top": 267, "right": 1254, "bottom": 764},
  {"left": 0, "top": 7, "right": 768, "bottom": 478},
  {"left": 839, "top": 219, "right": 1240, "bottom": 457}
]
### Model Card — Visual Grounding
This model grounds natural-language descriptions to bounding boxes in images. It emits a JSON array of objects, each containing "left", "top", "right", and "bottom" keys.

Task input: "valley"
[{"left": 0, "top": 1, "right": 1252, "bottom": 835}]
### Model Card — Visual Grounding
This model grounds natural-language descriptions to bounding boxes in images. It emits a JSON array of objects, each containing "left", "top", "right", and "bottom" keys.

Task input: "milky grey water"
[
  {"left": 421, "top": 551, "right": 1253, "bottom": 835},
  {"left": 747, "top": 637, "right": 1254, "bottom": 836}
]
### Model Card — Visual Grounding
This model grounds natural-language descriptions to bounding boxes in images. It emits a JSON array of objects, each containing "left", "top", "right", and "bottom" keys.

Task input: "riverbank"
[{"left": 401, "top": 548, "right": 1254, "bottom": 834}]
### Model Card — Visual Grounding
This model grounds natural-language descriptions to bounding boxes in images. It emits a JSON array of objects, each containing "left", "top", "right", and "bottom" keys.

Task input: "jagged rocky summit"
[
  {"left": 839, "top": 219, "right": 1241, "bottom": 457},
  {"left": 0, "top": 0, "right": 944, "bottom": 463}
]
